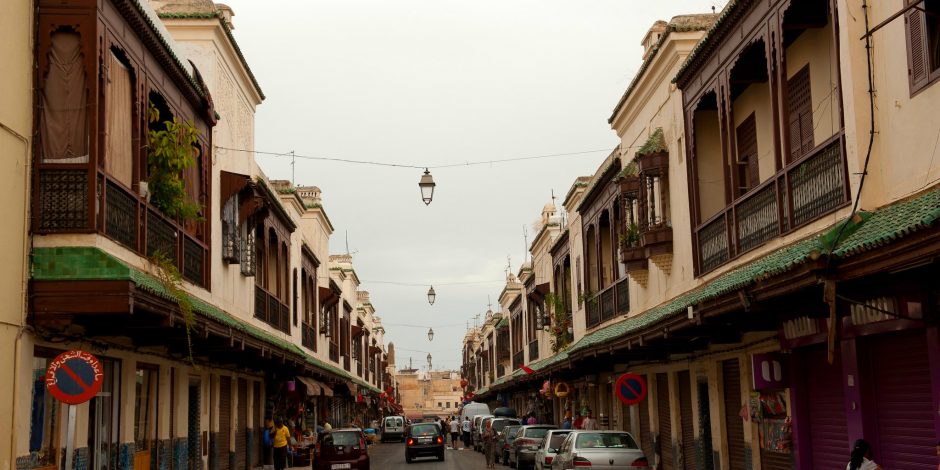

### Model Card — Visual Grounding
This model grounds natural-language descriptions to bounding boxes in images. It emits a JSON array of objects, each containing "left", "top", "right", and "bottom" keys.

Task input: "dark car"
[
  {"left": 405, "top": 422, "right": 445, "bottom": 463},
  {"left": 509, "top": 425, "right": 557, "bottom": 469},
  {"left": 314, "top": 429, "right": 370, "bottom": 470},
  {"left": 498, "top": 424, "right": 522, "bottom": 465}
]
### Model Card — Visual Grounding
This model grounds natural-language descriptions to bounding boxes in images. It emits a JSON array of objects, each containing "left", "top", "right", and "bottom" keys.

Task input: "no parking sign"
[
  {"left": 614, "top": 373, "right": 648, "bottom": 405},
  {"left": 45, "top": 350, "right": 104, "bottom": 405}
]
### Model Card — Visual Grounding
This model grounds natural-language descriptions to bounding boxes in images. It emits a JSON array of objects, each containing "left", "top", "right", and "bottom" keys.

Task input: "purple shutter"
[
  {"left": 871, "top": 331, "right": 935, "bottom": 470},
  {"left": 803, "top": 347, "right": 849, "bottom": 469}
]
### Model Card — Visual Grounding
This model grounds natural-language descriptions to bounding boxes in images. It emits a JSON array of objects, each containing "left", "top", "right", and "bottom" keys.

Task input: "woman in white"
[{"left": 847, "top": 439, "right": 882, "bottom": 470}]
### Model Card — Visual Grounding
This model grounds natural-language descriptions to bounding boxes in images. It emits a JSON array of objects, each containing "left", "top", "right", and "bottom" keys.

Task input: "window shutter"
[
  {"left": 907, "top": 0, "right": 929, "bottom": 91},
  {"left": 735, "top": 114, "right": 758, "bottom": 195},
  {"left": 787, "top": 65, "right": 813, "bottom": 162}
]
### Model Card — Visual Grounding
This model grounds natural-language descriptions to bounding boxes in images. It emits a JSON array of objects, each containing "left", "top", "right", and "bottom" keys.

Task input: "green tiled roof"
[
  {"left": 489, "top": 185, "right": 940, "bottom": 388},
  {"left": 31, "top": 246, "right": 380, "bottom": 393},
  {"left": 495, "top": 316, "right": 509, "bottom": 328}
]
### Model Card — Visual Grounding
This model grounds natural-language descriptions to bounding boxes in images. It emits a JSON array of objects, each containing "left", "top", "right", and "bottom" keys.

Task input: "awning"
[{"left": 297, "top": 377, "right": 333, "bottom": 397}]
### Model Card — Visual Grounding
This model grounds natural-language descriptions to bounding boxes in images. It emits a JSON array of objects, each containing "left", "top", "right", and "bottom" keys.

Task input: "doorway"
[
  {"left": 89, "top": 359, "right": 121, "bottom": 470},
  {"left": 188, "top": 380, "right": 201, "bottom": 470}
]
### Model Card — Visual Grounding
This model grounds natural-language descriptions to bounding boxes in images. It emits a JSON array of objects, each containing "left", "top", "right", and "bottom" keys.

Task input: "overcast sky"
[{"left": 220, "top": 0, "right": 727, "bottom": 372}]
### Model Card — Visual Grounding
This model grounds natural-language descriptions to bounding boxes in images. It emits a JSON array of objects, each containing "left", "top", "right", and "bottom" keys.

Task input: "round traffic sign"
[
  {"left": 614, "top": 373, "right": 647, "bottom": 405},
  {"left": 45, "top": 350, "right": 104, "bottom": 405}
]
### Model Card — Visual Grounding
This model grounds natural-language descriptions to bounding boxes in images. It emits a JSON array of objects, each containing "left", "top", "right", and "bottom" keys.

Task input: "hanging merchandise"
[
  {"left": 755, "top": 391, "right": 792, "bottom": 453},
  {"left": 554, "top": 382, "right": 571, "bottom": 398}
]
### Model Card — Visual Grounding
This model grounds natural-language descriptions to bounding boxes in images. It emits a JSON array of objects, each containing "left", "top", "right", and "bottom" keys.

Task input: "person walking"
[
  {"left": 449, "top": 417, "right": 460, "bottom": 449},
  {"left": 272, "top": 418, "right": 291, "bottom": 470},
  {"left": 582, "top": 411, "right": 597, "bottom": 430},
  {"left": 573, "top": 411, "right": 584, "bottom": 430},
  {"left": 461, "top": 417, "right": 472, "bottom": 448},
  {"left": 847, "top": 439, "right": 882, "bottom": 470},
  {"left": 482, "top": 421, "right": 496, "bottom": 468}
]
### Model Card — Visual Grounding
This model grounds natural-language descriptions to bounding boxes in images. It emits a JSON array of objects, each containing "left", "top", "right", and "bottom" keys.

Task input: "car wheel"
[
  {"left": 405, "top": 454, "right": 412, "bottom": 464},
  {"left": 509, "top": 452, "right": 517, "bottom": 468}
]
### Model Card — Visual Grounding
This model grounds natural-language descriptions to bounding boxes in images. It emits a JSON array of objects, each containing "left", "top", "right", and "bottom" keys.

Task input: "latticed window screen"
[
  {"left": 221, "top": 194, "right": 240, "bottom": 263},
  {"left": 786, "top": 66, "right": 813, "bottom": 162},
  {"left": 735, "top": 113, "right": 759, "bottom": 195}
]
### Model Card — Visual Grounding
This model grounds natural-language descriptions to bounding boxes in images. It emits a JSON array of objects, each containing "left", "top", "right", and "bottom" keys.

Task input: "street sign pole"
[{"left": 64, "top": 404, "right": 76, "bottom": 470}]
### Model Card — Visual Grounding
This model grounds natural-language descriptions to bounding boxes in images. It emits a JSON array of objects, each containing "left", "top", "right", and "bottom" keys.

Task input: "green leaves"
[{"left": 147, "top": 101, "right": 204, "bottom": 222}]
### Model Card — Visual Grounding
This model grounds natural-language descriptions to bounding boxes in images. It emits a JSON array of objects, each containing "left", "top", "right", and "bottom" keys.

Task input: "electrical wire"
[{"left": 361, "top": 279, "right": 506, "bottom": 287}]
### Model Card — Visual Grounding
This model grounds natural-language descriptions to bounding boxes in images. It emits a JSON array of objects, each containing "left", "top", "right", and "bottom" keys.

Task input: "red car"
[{"left": 314, "top": 429, "right": 370, "bottom": 470}]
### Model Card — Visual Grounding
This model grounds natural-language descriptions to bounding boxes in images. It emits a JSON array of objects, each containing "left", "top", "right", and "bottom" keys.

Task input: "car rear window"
[
  {"left": 385, "top": 417, "right": 403, "bottom": 427},
  {"left": 575, "top": 433, "right": 639, "bottom": 449},
  {"left": 547, "top": 433, "right": 570, "bottom": 450},
  {"left": 492, "top": 419, "right": 521, "bottom": 432},
  {"left": 524, "top": 428, "right": 553, "bottom": 438},
  {"left": 410, "top": 424, "right": 439, "bottom": 437},
  {"left": 326, "top": 432, "right": 360, "bottom": 447}
]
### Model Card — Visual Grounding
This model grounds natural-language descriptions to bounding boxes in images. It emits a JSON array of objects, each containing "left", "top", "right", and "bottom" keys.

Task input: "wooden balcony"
[
  {"left": 512, "top": 350, "right": 524, "bottom": 370},
  {"left": 36, "top": 172, "right": 209, "bottom": 287},
  {"left": 301, "top": 322, "right": 316, "bottom": 351},
  {"left": 254, "top": 286, "right": 290, "bottom": 334},
  {"left": 528, "top": 340, "right": 539, "bottom": 361},
  {"left": 695, "top": 135, "right": 848, "bottom": 275},
  {"left": 586, "top": 277, "right": 630, "bottom": 329}
]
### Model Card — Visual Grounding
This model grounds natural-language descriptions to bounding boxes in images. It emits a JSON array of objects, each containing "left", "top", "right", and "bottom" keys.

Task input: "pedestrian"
[
  {"left": 261, "top": 418, "right": 274, "bottom": 467},
  {"left": 573, "top": 411, "right": 584, "bottom": 430},
  {"left": 847, "top": 439, "right": 882, "bottom": 470},
  {"left": 561, "top": 414, "right": 572, "bottom": 429},
  {"left": 482, "top": 421, "right": 496, "bottom": 468},
  {"left": 449, "top": 417, "right": 461, "bottom": 449},
  {"left": 462, "top": 416, "right": 472, "bottom": 448},
  {"left": 527, "top": 414, "right": 536, "bottom": 425},
  {"left": 582, "top": 411, "right": 597, "bottom": 430},
  {"left": 272, "top": 418, "right": 291, "bottom": 470}
]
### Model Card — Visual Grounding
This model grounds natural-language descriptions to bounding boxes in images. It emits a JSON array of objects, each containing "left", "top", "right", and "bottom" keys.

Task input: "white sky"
[{"left": 220, "top": 0, "right": 727, "bottom": 371}]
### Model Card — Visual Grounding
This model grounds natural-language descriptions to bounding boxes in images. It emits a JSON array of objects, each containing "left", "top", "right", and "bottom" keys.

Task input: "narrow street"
[{"left": 344, "top": 443, "right": 490, "bottom": 470}]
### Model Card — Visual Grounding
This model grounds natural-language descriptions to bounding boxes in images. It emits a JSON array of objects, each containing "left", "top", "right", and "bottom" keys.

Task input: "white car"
[
  {"left": 535, "top": 429, "right": 571, "bottom": 470},
  {"left": 551, "top": 431, "right": 648, "bottom": 470}
]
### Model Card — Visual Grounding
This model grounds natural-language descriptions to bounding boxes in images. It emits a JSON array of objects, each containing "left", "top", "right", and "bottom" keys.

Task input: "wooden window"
[
  {"left": 134, "top": 367, "right": 158, "bottom": 453},
  {"left": 907, "top": 0, "right": 940, "bottom": 93},
  {"left": 787, "top": 66, "right": 814, "bottom": 162},
  {"left": 735, "top": 113, "right": 759, "bottom": 196},
  {"left": 104, "top": 49, "right": 134, "bottom": 187}
]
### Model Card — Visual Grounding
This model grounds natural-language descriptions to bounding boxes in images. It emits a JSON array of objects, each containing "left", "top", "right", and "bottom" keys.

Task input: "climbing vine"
[
  {"left": 151, "top": 252, "right": 196, "bottom": 365},
  {"left": 147, "top": 102, "right": 203, "bottom": 222},
  {"left": 545, "top": 292, "right": 572, "bottom": 353}
]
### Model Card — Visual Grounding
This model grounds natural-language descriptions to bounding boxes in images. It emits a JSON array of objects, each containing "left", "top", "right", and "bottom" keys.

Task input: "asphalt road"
[{"left": 365, "top": 441, "right": 493, "bottom": 470}]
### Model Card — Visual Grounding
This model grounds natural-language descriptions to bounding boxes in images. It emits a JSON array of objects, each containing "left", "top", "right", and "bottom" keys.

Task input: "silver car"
[
  {"left": 535, "top": 429, "right": 571, "bottom": 470},
  {"left": 551, "top": 431, "right": 648, "bottom": 470}
]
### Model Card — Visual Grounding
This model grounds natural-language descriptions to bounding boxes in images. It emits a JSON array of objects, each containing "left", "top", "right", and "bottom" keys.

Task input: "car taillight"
[
  {"left": 518, "top": 438, "right": 537, "bottom": 446},
  {"left": 573, "top": 455, "right": 592, "bottom": 467},
  {"left": 406, "top": 438, "right": 415, "bottom": 446},
  {"left": 545, "top": 456, "right": 553, "bottom": 465},
  {"left": 630, "top": 457, "right": 649, "bottom": 467},
  {"left": 436, "top": 436, "right": 443, "bottom": 444}
]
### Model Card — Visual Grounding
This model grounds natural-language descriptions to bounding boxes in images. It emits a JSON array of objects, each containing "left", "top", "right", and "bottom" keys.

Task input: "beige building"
[{"left": 396, "top": 369, "right": 462, "bottom": 419}]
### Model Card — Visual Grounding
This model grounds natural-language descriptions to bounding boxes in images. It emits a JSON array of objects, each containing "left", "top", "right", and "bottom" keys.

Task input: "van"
[
  {"left": 460, "top": 402, "right": 490, "bottom": 422},
  {"left": 381, "top": 415, "right": 405, "bottom": 442}
]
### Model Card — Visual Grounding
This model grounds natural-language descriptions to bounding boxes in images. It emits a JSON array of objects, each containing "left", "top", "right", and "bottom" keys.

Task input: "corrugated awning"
[{"left": 297, "top": 377, "right": 333, "bottom": 397}]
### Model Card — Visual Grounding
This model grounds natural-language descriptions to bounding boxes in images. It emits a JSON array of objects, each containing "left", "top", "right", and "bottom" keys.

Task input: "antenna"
[
  {"left": 506, "top": 255, "right": 512, "bottom": 278},
  {"left": 345, "top": 231, "right": 350, "bottom": 256},
  {"left": 523, "top": 225, "right": 529, "bottom": 263},
  {"left": 551, "top": 189, "right": 556, "bottom": 206},
  {"left": 488, "top": 295, "right": 493, "bottom": 311},
  {"left": 290, "top": 150, "right": 296, "bottom": 185}
]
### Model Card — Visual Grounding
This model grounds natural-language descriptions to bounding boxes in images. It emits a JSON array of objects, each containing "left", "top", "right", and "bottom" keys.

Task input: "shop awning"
[{"left": 297, "top": 377, "right": 333, "bottom": 397}]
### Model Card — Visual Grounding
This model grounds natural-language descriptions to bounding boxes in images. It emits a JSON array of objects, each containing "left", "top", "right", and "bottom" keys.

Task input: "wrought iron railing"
[
  {"left": 254, "top": 285, "right": 290, "bottom": 334},
  {"left": 528, "top": 340, "right": 539, "bottom": 361},
  {"left": 586, "top": 277, "right": 629, "bottom": 328},
  {"left": 694, "top": 136, "right": 847, "bottom": 274}
]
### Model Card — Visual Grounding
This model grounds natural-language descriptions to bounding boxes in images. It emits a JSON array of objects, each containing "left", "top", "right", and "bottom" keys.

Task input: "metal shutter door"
[
  {"left": 236, "top": 379, "right": 247, "bottom": 470},
  {"left": 219, "top": 377, "right": 232, "bottom": 470},
  {"left": 656, "top": 373, "right": 674, "bottom": 470},
  {"left": 638, "top": 397, "right": 655, "bottom": 463},
  {"left": 721, "top": 359, "right": 747, "bottom": 470},
  {"left": 677, "top": 371, "right": 695, "bottom": 470},
  {"left": 871, "top": 331, "right": 935, "bottom": 470},
  {"left": 252, "top": 381, "right": 262, "bottom": 467},
  {"left": 803, "top": 346, "right": 848, "bottom": 469}
]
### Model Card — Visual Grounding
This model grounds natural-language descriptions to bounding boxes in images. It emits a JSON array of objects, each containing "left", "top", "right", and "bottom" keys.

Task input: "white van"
[
  {"left": 460, "top": 401, "right": 491, "bottom": 422},
  {"left": 381, "top": 415, "right": 405, "bottom": 442}
]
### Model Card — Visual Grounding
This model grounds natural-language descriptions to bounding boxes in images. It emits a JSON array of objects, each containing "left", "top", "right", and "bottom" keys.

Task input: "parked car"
[
  {"left": 498, "top": 424, "right": 522, "bottom": 465},
  {"left": 551, "top": 431, "right": 648, "bottom": 469},
  {"left": 472, "top": 414, "right": 494, "bottom": 451},
  {"left": 509, "top": 425, "right": 558, "bottom": 469},
  {"left": 405, "top": 422, "right": 445, "bottom": 463},
  {"left": 380, "top": 416, "right": 405, "bottom": 443},
  {"left": 534, "top": 430, "right": 571, "bottom": 470},
  {"left": 490, "top": 417, "right": 522, "bottom": 436},
  {"left": 314, "top": 428, "right": 370, "bottom": 470}
]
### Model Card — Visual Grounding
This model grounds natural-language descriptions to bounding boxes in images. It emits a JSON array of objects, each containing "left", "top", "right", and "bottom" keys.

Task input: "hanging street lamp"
[
  {"left": 418, "top": 169, "right": 436, "bottom": 205},
  {"left": 427, "top": 285, "right": 436, "bottom": 305},
  {"left": 427, "top": 327, "right": 434, "bottom": 341}
]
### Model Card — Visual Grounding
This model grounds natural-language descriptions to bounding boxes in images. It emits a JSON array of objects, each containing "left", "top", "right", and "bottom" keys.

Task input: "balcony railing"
[
  {"left": 301, "top": 323, "right": 316, "bottom": 351},
  {"left": 512, "top": 350, "right": 524, "bottom": 370},
  {"left": 528, "top": 340, "right": 539, "bottom": 361},
  {"left": 254, "top": 286, "right": 290, "bottom": 334},
  {"left": 329, "top": 342, "right": 339, "bottom": 362},
  {"left": 35, "top": 171, "right": 209, "bottom": 287},
  {"left": 695, "top": 136, "right": 848, "bottom": 275},
  {"left": 586, "top": 277, "right": 630, "bottom": 329}
]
